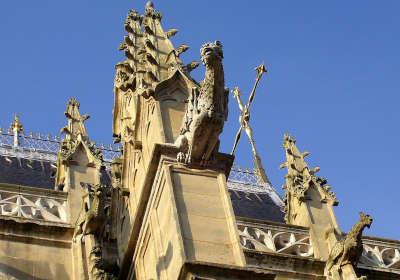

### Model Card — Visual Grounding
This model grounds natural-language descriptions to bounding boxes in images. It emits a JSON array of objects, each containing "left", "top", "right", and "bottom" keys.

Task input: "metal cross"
[{"left": 231, "top": 64, "right": 271, "bottom": 185}]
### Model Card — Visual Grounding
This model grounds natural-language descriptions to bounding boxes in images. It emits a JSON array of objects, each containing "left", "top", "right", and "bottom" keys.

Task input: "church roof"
[
  {"left": 0, "top": 154, "right": 55, "bottom": 189},
  {"left": 0, "top": 127, "right": 284, "bottom": 222},
  {"left": 228, "top": 166, "right": 284, "bottom": 222}
]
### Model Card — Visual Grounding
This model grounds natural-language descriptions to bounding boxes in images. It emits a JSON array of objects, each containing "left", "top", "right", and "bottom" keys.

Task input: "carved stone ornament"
[
  {"left": 73, "top": 184, "right": 108, "bottom": 243},
  {"left": 58, "top": 97, "right": 103, "bottom": 163},
  {"left": 175, "top": 41, "right": 228, "bottom": 165},
  {"left": 58, "top": 138, "right": 79, "bottom": 162},
  {"left": 238, "top": 222, "right": 314, "bottom": 258},
  {"left": 144, "top": 1, "right": 162, "bottom": 20},
  {"left": 280, "top": 134, "right": 338, "bottom": 222},
  {"left": 111, "top": 159, "right": 122, "bottom": 190},
  {"left": 89, "top": 245, "right": 118, "bottom": 280},
  {"left": 0, "top": 188, "right": 67, "bottom": 223},
  {"left": 325, "top": 212, "right": 373, "bottom": 280}
]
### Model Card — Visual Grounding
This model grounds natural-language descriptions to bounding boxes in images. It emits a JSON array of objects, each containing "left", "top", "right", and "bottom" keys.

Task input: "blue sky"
[{"left": 0, "top": 1, "right": 399, "bottom": 239}]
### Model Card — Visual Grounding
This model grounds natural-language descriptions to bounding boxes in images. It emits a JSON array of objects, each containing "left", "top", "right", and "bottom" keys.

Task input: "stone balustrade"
[
  {"left": 237, "top": 219, "right": 314, "bottom": 258},
  {"left": 0, "top": 184, "right": 67, "bottom": 223},
  {"left": 359, "top": 237, "right": 400, "bottom": 271}
]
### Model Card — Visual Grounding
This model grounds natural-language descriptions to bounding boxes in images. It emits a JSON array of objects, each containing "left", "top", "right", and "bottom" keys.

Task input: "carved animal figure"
[
  {"left": 73, "top": 184, "right": 108, "bottom": 242},
  {"left": 325, "top": 212, "right": 373, "bottom": 279},
  {"left": 175, "top": 41, "right": 228, "bottom": 165}
]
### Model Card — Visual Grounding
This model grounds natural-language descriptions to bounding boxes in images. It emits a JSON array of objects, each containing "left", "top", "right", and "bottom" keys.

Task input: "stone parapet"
[
  {"left": 359, "top": 236, "right": 400, "bottom": 273},
  {"left": 0, "top": 183, "right": 68, "bottom": 223},
  {"left": 237, "top": 218, "right": 313, "bottom": 258}
]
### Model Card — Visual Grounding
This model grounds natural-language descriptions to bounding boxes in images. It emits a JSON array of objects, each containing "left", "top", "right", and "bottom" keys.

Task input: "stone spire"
[
  {"left": 116, "top": 1, "right": 193, "bottom": 98},
  {"left": 280, "top": 134, "right": 338, "bottom": 223},
  {"left": 112, "top": 1, "right": 200, "bottom": 144},
  {"left": 9, "top": 114, "right": 23, "bottom": 148}
]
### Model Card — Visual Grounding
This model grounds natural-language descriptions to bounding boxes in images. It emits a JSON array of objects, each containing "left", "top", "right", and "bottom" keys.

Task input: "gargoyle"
[
  {"left": 325, "top": 212, "right": 372, "bottom": 279},
  {"left": 175, "top": 41, "right": 228, "bottom": 165},
  {"left": 73, "top": 184, "right": 108, "bottom": 243}
]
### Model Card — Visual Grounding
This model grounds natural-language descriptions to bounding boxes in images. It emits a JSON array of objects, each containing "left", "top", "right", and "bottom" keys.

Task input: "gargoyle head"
[
  {"left": 200, "top": 41, "right": 223, "bottom": 66},
  {"left": 282, "top": 133, "right": 296, "bottom": 151},
  {"left": 359, "top": 212, "right": 373, "bottom": 228}
]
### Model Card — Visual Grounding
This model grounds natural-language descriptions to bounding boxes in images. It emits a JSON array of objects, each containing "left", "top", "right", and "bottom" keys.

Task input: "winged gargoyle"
[{"left": 175, "top": 41, "right": 228, "bottom": 165}]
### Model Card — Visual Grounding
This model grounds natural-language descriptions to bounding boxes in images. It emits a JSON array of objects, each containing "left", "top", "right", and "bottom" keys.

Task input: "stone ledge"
[
  {"left": 357, "top": 266, "right": 400, "bottom": 280},
  {"left": 178, "top": 260, "right": 276, "bottom": 280},
  {"left": 0, "top": 216, "right": 73, "bottom": 248},
  {"left": 244, "top": 249, "right": 326, "bottom": 279},
  {"left": 0, "top": 183, "right": 67, "bottom": 199}
]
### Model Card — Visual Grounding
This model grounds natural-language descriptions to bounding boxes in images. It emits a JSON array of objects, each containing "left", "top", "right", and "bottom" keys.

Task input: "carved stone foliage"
[
  {"left": 175, "top": 41, "right": 228, "bottom": 165},
  {"left": 280, "top": 134, "right": 338, "bottom": 223},
  {"left": 58, "top": 134, "right": 103, "bottom": 164},
  {"left": 0, "top": 188, "right": 67, "bottom": 223},
  {"left": 89, "top": 245, "right": 118, "bottom": 280},
  {"left": 325, "top": 212, "right": 373, "bottom": 279},
  {"left": 115, "top": 2, "right": 188, "bottom": 100},
  {"left": 359, "top": 238, "right": 400, "bottom": 271},
  {"left": 58, "top": 138, "right": 79, "bottom": 162},
  {"left": 237, "top": 221, "right": 314, "bottom": 258}
]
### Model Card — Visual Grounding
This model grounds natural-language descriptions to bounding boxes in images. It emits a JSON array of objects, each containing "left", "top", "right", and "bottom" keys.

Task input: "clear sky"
[{"left": 0, "top": 1, "right": 398, "bottom": 239}]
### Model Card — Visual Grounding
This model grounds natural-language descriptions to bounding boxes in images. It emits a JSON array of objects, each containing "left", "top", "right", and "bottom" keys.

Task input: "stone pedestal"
[{"left": 120, "top": 145, "right": 252, "bottom": 279}]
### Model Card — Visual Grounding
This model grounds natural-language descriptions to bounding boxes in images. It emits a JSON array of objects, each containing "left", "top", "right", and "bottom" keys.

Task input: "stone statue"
[
  {"left": 61, "top": 97, "right": 90, "bottom": 141},
  {"left": 112, "top": 62, "right": 135, "bottom": 143},
  {"left": 325, "top": 212, "right": 373, "bottom": 279},
  {"left": 73, "top": 184, "right": 108, "bottom": 243},
  {"left": 175, "top": 41, "right": 228, "bottom": 165}
]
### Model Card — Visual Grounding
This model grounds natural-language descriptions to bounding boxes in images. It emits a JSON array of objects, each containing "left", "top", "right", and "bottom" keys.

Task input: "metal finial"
[
  {"left": 231, "top": 63, "right": 271, "bottom": 185},
  {"left": 10, "top": 114, "right": 23, "bottom": 147}
]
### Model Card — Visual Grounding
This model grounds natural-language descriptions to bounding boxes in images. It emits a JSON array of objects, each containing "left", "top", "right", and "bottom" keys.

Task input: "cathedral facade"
[{"left": 0, "top": 2, "right": 399, "bottom": 280}]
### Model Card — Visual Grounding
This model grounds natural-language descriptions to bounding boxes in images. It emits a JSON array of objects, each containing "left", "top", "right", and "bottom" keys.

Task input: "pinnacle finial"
[
  {"left": 146, "top": 1, "right": 154, "bottom": 8},
  {"left": 61, "top": 97, "right": 89, "bottom": 140},
  {"left": 10, "top": 114, "right": 23, "bottom": 147},
  {"left": 144, "top": 0, "right": 161, "bottom": 20},
  {"left": 10, "top": 114, "right": 23, "bottom": 132}
]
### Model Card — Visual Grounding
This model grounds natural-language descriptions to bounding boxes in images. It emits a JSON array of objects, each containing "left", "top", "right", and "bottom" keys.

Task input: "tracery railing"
[
  {"left": 228, "top": 165, "right": 283, "bottom": 205},
  {"left": 359, "top": 237, "right": 400, "bottom": 271},
  {"left": 0, "top": 186, "right": 67, "bottom": 223},
  {"left": 237, "top": 219, "right": 314, "bottom": 258},
  {"left": 0, "top": 131, "right": 121, "bottom": 162}
]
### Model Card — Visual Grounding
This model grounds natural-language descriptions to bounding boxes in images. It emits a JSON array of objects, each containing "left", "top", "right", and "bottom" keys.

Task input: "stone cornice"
[{"left": 0, "top": 216, "right": 73, "bottom": 248}]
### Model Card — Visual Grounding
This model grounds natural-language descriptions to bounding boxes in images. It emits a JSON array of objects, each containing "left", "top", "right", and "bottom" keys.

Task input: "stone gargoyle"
[
  {"left": 325, "top": 212, "right": 373, "bottom": 280},
  {"left": 175, "top": 41, "right": 228, "bottom": 165},
  {"left": 73, "top": 184, "right": 108, "bottom": 243}
]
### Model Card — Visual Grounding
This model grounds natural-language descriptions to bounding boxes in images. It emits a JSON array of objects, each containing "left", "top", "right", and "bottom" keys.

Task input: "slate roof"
[
  {"left": 0, "top": 134, "right": 284, "bottom": 223},
  {"left": 228, "top": 189, "right": 284, "bottom": 222},
  {"left": 0, "top": 154, "right": 56, "bottom": 189}
]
